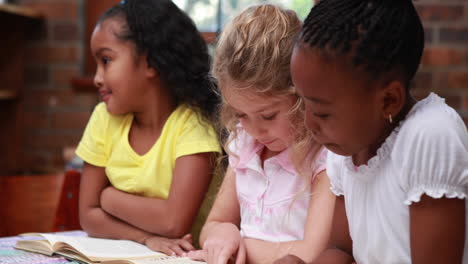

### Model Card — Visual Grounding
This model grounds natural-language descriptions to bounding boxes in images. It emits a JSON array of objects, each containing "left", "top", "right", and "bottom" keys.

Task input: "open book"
[{"left": 14, "top": 233, "right": 205, "bottom": 264}]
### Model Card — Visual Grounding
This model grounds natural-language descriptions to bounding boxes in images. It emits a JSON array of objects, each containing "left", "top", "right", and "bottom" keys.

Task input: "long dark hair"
[{"left": 98, "top": 0, "right": 220, "bottom": 124}]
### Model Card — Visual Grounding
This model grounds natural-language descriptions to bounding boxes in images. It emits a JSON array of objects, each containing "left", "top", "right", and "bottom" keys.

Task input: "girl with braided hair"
[
  {"left": 279, "top": 0, "right": 468, "bottom": 263},
  {"left": 76, "top": 0, "right": 221, "bottom": 256}
]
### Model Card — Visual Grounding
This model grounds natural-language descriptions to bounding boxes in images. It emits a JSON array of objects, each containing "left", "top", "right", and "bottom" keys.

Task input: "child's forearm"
[
  {"left": 199, "top": 221, "right": 240, "bottom": 247},
  {"left": 100, "top": 153, "right": 215, "bottom": 238},
  {"left": 198, "top": 221, "right": 217, "bottom": 246},
  {"left": 100, "top": 186, "right": 192, "bottom": 237},
  {"left": 80, "top": 205, "right": 153, "bottom": 244},
  {"left": 243, "top": 237, "right": 326, "bottom": 264}
]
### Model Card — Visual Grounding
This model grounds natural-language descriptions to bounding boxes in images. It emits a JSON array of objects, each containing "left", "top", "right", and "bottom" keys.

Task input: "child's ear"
[
  {"left": 380, "top": 80, "right": 406, "bottom": 121},
  {"left": 146, "top": 66, "right": 158, "bottom": 78},
  {"left": 140, "top": 53, "right": 158, "bottom": 78}
]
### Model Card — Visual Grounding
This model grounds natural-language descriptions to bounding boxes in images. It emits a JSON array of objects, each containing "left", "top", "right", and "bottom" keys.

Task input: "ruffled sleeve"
[
  {"left": 394, "top": 107, "right": 468, "bottom": 205},
  {"left": 326, "top": 151, "right": 345, "bottom": 196}
]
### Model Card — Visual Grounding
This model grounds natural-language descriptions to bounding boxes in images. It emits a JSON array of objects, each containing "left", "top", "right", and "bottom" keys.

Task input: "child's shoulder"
[
  {"left": 89, "top": 102, "right": 129, "bottom": 128},
  {"left": 391, "top": 94, "right": 468, "bottom": 205},
  {"left": 170, "top": 104, "right": 211, "bottom": 128},
  {"left": 93, "top": 102, "right": 128, "bottom": 120},
  {"left": 397, "top": 93, "right": 466, "bottom": 145},
  {"left": 168, "top": 105, "right": 219, "bottom": 149},
  {"left": 227, "top": 125, "right": 259, "bottom": 157},
  {"left": 392, "top": 93, "right": 467, "bottom": 167},
  {"left": 406, "top": 93, "right": 464, "bottom": 128},
  {"left": 92, "top": 102, "right": 108, "bottom": 117}
]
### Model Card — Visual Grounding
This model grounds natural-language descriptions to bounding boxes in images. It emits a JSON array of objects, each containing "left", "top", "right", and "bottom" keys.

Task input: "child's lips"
[
  {"left": 260, "top": 139, "right": 275, "bottom": 145},
  {"left": 99, "top": 90, "right": 111, "bottom": 102}
]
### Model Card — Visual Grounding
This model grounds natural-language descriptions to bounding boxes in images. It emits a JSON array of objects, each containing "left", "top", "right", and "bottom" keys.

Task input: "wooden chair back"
[
  {"left": 53, "top": 169, "right": 82, "bottom": 231},
  {"left": 0, "top": 173, "right": 63, "bottom": 236}
]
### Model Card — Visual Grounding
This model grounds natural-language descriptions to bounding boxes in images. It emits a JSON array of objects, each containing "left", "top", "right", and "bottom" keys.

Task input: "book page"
[
  {"left": 40, "top": 234, "right": 164, "bottom": 261},
  {"left": 15, "top": 232, "right": 87, "bottom": 258},
  {"left": 14, "top": 239, "right": 54, "bottom": 256}
]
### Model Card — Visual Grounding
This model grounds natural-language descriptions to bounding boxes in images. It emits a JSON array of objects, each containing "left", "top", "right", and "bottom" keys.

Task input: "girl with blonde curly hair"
[{"left": 188, "top": 5, "right": 335, "bottom": 264}]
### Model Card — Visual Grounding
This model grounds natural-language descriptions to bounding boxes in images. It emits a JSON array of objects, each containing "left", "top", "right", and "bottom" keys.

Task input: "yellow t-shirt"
[{"left": 76, "top": 103, "right": 221, "bottom": 199}]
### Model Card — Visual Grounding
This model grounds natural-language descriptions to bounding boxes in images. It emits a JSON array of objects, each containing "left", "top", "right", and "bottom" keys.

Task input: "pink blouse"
[{"left": 228, "top": 128, "right": 327, "bottom": 242}]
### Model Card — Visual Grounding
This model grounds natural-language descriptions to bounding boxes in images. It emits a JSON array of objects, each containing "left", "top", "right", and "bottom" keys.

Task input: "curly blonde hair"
[{"left": 214, "top": 4, "right": 321, "bottom": 179}]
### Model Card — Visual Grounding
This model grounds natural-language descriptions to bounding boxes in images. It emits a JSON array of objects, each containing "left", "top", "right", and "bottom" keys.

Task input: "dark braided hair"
[
  {"left": 97, "top": 0, "right": 219, "bottom": 124},
  {"left": 300, "top": 0, "right": 424, "bottom": 88}
]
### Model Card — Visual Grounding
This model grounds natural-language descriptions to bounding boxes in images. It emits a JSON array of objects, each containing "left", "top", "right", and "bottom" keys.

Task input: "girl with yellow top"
[{"left": 76, "top": 0, "right": 221, "bottom": 256}]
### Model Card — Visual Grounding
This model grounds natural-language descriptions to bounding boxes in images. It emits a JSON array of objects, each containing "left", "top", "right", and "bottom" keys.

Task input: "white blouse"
[{"left": 327, "top": 93, "right": 468, "bottom": 264}]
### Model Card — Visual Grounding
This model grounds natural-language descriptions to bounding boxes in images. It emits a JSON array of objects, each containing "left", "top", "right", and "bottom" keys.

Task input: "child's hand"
[
  {"left": 145, "top": 234, "right": 195, "bottom": 257},
  {"left": 273, "top": 255, "right": 306, "bottom": 264},
  {"left": 189, "top": 223, "right": 245, "bottom": 264},
  {"left": 188, "top": 241, "right": 246, "bottom": 264}
]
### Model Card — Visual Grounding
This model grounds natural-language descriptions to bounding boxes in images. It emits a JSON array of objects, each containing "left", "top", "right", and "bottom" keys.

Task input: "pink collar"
[{"left": 236, "top": 139, "right": 296, "bottom": 174}]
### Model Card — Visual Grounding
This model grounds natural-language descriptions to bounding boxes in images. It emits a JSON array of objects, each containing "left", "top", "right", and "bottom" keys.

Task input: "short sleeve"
[
  {"left": 396, "top": 113, "right": 468, "bottom": 205},
  {"left": 326, "top": 151, "right": 345, "bottom": 196},
  {"left": 75, "top": 103, "right": 110, "bottom": 167},
  {"left": 175, "top": 113, "right": 221, "bottom": 158}
]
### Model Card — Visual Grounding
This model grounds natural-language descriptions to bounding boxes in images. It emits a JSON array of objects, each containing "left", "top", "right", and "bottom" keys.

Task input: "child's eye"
[
  {"left": 101, "top": 57, "right": 111, "bottom": 65},
  {"left": 234, "top": 113, "right": 246, "bottom": 119},
  {"left": 314, "top": 113, "right": 330, "bottom": 120},
  {"left": 261, "top": 112, "right": 278, "bottom": 121}
]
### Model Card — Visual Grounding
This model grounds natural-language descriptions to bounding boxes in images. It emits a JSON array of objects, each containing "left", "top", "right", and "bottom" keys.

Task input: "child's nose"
[
  {"left": 93, "top": 70, "right": 103, "bottom": 88},
  {"left": 252, "top": 125, "right": 267, "bottom": 137}
]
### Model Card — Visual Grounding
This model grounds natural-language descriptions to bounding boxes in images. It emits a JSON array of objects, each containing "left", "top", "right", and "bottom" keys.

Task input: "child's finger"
[
  {"left": 187, "top": 250, "right": 206, "bottom": 261},
  {"left": 154, "top": 245, "right": 175, "bottom": 257},
  {"left": 205, "top": 245, "right": 216, "bottom": 264},
  {"left": 178, "top": 239, "right": 196, "bottom": 252},
  {"left": 215, "top": 248, "right": 232, "bottom": 264},
  {"left": 182, "top": 234, "right": 193, "bottom": 244},
  {"left": 169, "top": 244, "right": 186, "bottom": 256},
  {"left": 234, "top": 243, "right": 246, "bottom": 264}
]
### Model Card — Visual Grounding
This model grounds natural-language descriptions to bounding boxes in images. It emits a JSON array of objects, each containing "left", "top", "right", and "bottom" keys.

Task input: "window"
[{"left": 174, "top": 0, "right": 314, "bottom": 32}]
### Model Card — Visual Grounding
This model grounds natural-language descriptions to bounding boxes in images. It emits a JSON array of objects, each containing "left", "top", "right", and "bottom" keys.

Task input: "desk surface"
[{"left": 0, "top": 231, "right": 84, "bottom": 264}]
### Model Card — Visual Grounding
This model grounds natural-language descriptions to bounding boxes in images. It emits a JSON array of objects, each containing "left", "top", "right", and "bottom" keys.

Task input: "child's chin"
[
  {"left": 324, "top": 143, "right": 352, "bottom": 156},
  {"left": 105, "top": 104, "right": 127, "bottom": 116},
  {"left": 266, "top": 144, "right": 287, "bottom": 153}
]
